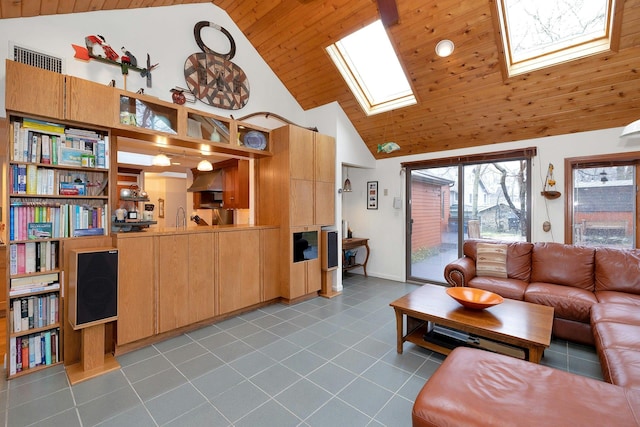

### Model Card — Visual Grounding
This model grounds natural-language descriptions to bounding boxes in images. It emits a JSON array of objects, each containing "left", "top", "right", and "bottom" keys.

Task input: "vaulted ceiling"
[{"left": 2, "top": 0, "right": 640, "bottom": 160}]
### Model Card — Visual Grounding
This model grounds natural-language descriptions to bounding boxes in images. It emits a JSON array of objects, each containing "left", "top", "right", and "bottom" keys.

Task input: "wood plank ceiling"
[{"left": 2, "top": 0, "right": 640, "bottom": 160}]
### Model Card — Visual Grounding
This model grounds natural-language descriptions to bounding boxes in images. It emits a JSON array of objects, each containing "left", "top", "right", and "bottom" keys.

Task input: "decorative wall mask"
[{"left": 184, "top": 21, "right": 250, "bottom": 110}]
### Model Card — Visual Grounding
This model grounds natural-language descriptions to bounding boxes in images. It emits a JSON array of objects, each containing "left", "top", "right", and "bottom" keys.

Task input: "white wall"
[
  {"left": 343, "top": 127, "right": 640, "bottom": 282},
  {"left": 0, "top": 3, "right": 306, "bottom": 125}
]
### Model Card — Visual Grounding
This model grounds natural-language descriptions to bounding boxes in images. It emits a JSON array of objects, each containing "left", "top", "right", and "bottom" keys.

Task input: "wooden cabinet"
[
  {"left": 65, "top": 76, "right": 116, "bottom": 127},
  {"left": 220, "top": 159, "right": 249, "bottom": 209},
  {"left": 261, "top": 228, "right": 280, "bottom": 301},
  {"left": 157, "top": 234, "right": 190, "bottom": 333},
  {"left": 5, "top": 60, "right": 64, "bottom": 120},
  {"left": 218, "top": 229, "right": 261, "bottom": 314},
  {"left": 275, "top": 125, "right": 336, "bottom": 227},
  {"left": 188, "top": 232, "right": 216, "bottom": 322},
  {"left": 257, "top": 125, "right": 335, "bottom": 302},
  {"left": 115, "top": 236, "right": 155, "bottom": 345},
  {"left": 289, "top": 226, "right": 322, "bottom": 300}
]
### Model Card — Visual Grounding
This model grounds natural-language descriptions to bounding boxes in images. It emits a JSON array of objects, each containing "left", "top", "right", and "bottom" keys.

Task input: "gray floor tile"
[
  {"left": 285, "top": 329, "right": 324, "bottom": 348},
  {"left": 175, "top": 352, "right": 225, "bottom": 380},
  {"left": 163, "top": 402, "right": 229, "bottom": 427},
  {"left": 242, "top": 330, "right": 280, "bottom": 349},
  {"left": 249, "top": 314, "right": 283, "bottom": 329},
  {"left": 229, "top": 350, "right": 276, "bottom": 378},
  {"left": 235, "top": 400, "right": 300, "bottom": 427},
  {"left": 192, "top": 365, "right": 245, "bottom": 400},
  {"left": 398, "top": 374, "right": 428, "bottom": 400},
  {"left": 8, "top": 364, "right": 65, "bottom": 388},
  {"left": 250, "top": 364, "right": 302, "bottom": 396},
  {"left": 381, "top": 349, "right": 430, "bottom": 374},
  {"left": 569, "top": 355, "right": 604, "bottom": 380},
  {"left": 353, "top": 337, "right": 393, "bottom": 359},
  {"left": 145, "top": 382, "right": 206, "bottom": 425},
  {"left": 373, "top": 394, "right": 415, "bottom": 427},
  {"left": 337, "top": 377, "right": 393, "bottom": 417},
  {"left": 163, "top": 341, "right": 208, "bottom": 365},
  {"left": 227, "top": 321, "right": 263, "bottom": 339},
  {"left": 332, "top": 348, "right": 378, "bottom": 375},
  {"left": 307, "top": 337, "right": 349, "bottom": 360},
  {"left": 413, "top": 357, "right": 442, "bottom": 380},
  {"left": 306, "top": 362, "right": 357, "bottom": 394},
  {"left": 198, "top": 331, "right": 238, "bottom": 351},
  {"left": 211, "top": 340, "right": 254, "bottom": 363},
  {"left": 132, "top": 367, "right": 187, "bottom": 401},
  {"left": 30, "top": 407, "right": 81, "bottom": 427},
  {"left": 259, "top": 338, "right": 303, "bottom": 361},
  {"left": 281, "top": 349, "right": 326, "bottom": 376},
  {"left": 8, "top": 371, "right": 69, "bottom": 408},
  {"left": 122, "top": 354, "right": 172, "bottom": 383},
  {"left": 96, "top": 405, "right": 156, "bottom": 427},
  {"left": 71, "top": 370, "right": 130, "bottom": 405},
  {"left": 268, "top": 321, "right": 303, "bottom": 338},
  {"left": 361, "top": 360, "right": 413, "bottom": 393},
  {"left": 77, "top": 386, "right": 140, "bottom": 426},
  {"left": 210, "top": 380, "right": 270, "bottom": 423},
  {"left": 153, "top": 334, "right": 193, "bottom": 353},
  {"left": 274, "top": 379, "right": 332, "bottom": 419},
  {"left": 185, "top": 323, "right": 221, "bottom": 340},
  {"left": 305, "top": 397, "right": 371, "bottom": 427},
  {"left": 116, "top": 345, "right": 160, "bottom": 367}
]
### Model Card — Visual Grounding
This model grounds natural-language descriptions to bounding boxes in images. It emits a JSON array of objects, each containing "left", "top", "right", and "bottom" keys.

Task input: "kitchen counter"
[{"left": 112, "top": 223, "right": 278, "bottom": 238}]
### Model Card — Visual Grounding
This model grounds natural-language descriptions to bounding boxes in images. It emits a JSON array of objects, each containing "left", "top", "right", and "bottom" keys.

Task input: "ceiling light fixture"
[
  {"left": 620, "top": 118, "right": 640, "bottom": 137},
  {"left": 152, "top": 153, "right": 171, "bottom": 167},
  {"left": 197, "top": 159, "right": 213, "bottom": 171},
  {"left": 435, "top": 39, "right": 455, "bottom": 57}
]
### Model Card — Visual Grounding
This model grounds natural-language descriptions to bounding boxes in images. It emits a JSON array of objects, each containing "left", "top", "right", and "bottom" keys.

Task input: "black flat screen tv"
[{"left": 293, "top": 231, "right": 319, "bottom": 263}]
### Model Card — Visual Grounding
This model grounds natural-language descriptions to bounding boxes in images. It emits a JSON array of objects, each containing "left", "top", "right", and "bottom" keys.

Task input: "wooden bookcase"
[{"left": 5, "top": 114, "right": 111, "bottom": 379}]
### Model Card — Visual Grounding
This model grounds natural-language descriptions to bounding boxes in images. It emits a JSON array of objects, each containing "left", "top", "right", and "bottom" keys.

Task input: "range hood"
[{"left": 187, "top": 170, "right": 224, "bottom": 192}]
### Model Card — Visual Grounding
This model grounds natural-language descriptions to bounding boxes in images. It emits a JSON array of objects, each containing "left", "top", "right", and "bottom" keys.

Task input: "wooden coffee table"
[{"left": 390, "top": 284, "right": 554, "bottom": 363}]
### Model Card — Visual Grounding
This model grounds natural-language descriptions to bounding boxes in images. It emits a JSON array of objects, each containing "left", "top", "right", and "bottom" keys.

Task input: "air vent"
[{"left": 12, "top": 43, "right": 64, "bottom": 73}]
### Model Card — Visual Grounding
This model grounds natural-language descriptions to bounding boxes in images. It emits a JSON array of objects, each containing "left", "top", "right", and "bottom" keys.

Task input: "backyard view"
[{"left": 408, "top": 160, "right": 529, "bottom": 283}]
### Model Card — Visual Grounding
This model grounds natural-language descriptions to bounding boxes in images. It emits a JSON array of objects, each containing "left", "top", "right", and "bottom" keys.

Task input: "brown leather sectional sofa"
[
  {"left": 443, "top": 239, "right": 640, "bottom": 385},
  {"left": 412, "top": 241, "right": 640, "bottom": 426}
]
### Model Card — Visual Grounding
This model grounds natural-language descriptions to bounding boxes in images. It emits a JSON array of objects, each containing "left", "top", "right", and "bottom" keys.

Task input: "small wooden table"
[
  {"left": 342, "top": 237, "right": 370, "bottom": 276},
  {"left": 390, "top": 284, "right": 554, "bottom": 363}
]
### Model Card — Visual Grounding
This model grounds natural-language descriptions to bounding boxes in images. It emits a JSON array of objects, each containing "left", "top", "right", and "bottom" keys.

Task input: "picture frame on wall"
[
  {"left": 158, "top": 198, "right": 165, "bottom": 218},
  {"left": 367, "top": 181, "right": 378, "bottom": 210}
]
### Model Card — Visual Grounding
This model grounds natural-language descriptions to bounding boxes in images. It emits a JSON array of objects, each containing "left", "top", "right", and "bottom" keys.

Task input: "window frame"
[
  {"left": 564, "top": 152, "right": 640, "bottom": 247},
  {"left": 492, "top": 0, "right": 622, "bottom": 78}
]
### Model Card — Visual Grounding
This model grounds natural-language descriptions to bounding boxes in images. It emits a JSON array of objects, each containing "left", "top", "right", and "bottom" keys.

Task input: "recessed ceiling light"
[{"left": 435, "top": 39, "right": 455, "bottom": 57}]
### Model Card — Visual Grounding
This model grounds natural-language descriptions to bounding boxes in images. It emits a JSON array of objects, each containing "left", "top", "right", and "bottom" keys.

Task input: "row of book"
[
  {"left": 8, "top": 329, "right": 60, "bottom": 376},
  {"left": 10, "top": 292, "right": 59, "bottom": 333},
  {"left": 9, "top": 204, "right": 108, "bottom": 241},
  {"left": 9, "top": 242, "right": 58, "bottom": 276},
  {"left": 10, "top": 164, "right": 107, "bottom": 196},
  {"left": 11, "top": 119, "right": 109, "bottom": 168}
]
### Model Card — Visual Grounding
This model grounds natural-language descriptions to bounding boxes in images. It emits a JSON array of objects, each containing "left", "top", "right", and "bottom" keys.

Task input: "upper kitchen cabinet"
[
  {"left": 65, "top": 76, "right": 116, "bottom": 127},
  {"left": 5, "top": 60, "right": 64, "bottom": 119}
]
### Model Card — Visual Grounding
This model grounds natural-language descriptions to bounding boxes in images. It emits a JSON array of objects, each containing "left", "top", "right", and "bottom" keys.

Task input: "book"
[
  {"left": 28, "top": 222, "right": 52, "bottom": 239},
  {"left": 12, "top": 121, "right": 21, "bottom": 161},
  {"left": 16, "top": 337, "right": 23, "bottom": 372},
  {"left": 44, "top": 331, "right": 52, "bottom": 365},
  {"left": 22, "top": 118, "right": 65, "bottom": 135},
  {"left": 20, "top": 299, "right": 28, "bottom": 331},
  {"left": 13, "top": 300, "right": 21, "bottom": 333},
  {"left": 25, "top": 242, "right": 36, "bottom": 273},
  {"left": 10, "top": 337, "right": 17, "bottom": 376}
]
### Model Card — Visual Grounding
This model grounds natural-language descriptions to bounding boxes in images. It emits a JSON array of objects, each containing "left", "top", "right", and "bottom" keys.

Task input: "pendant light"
[
  {"left": 343, "top": 167, "right": 352, "bottom": 192},
  {"left": 152, "top": 153, "right": 171, "bottom": 167},
  {"left": 197, "top": 159, "right": 213, "bottom": 171}
]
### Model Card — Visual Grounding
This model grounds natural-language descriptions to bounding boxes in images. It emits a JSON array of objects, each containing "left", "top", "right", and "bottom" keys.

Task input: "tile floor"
[{"left": 0, "top": 275, "right": 603, "bottom": 426}]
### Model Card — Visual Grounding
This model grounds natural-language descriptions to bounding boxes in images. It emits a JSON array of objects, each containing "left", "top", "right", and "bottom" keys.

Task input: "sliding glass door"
[{"left": 405, "top": 152, "right": 532, "bottom": 284}]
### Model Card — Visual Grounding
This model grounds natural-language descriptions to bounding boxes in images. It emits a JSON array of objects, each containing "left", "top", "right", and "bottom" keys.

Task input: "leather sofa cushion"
[
  {"left": 597, "top": 348, "right": 640, "bottom": 389},
  {"left": 463, "top": 239, "right": 533, "bottom": 282},
  {"left": 595, "top": 247, "right": 640, "bottom": 294},
  {"left": 596, "top": 290, "right": 640, "bottom": 305},
  {"left": 592, "top": 302, "right": 640, "bottom": 324},
  {"left": 530, "top": 242, "right": 595, "bottom": 290},
  {"left": 592, "top": 322, "right": 640, "bottom": 351},
  {"left": 468, "top": 276, "right": 528, "bottom": 300},
  {"left": 412, "top": 347, "right": 640, "bottom": 427},
  {"left": 525, "top": 282, "right": 597, "bottom": 323}
]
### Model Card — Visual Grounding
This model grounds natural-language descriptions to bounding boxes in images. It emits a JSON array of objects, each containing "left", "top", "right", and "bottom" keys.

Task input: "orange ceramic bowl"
[{"left": 446, "top": 287, "right": 504, "bottom": 310}]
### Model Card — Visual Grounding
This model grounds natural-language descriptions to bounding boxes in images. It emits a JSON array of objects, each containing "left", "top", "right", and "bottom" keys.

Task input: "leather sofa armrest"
[{"left": 444, "top": 257, "right": 475, "bottom": 287}]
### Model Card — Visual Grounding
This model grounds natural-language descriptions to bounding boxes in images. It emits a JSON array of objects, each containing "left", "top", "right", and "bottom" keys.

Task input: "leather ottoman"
[{"left": 412, "top": 347, "right": 640, "bottom": 427}]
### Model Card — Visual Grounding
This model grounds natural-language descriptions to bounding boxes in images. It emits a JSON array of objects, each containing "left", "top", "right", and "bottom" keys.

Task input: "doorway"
[{"left": 405, "top": 153, "right": 533, "bottom": 284}]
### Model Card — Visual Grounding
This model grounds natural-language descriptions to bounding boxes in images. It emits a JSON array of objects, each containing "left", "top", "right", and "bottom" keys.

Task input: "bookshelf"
[{"left": 6, "top": 115, "right": 110, "bottom": 379}]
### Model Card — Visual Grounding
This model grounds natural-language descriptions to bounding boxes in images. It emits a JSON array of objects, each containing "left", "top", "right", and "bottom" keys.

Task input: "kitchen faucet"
[{"left": 176, "top": 206, "right": 187, "bottom": 229}]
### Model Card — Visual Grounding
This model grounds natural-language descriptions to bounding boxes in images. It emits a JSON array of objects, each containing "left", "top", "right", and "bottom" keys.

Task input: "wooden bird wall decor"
[
  {"left": 183, "top": 21, "right": 250, "bottom": 110},
  {"left": 72, "top": 35, "right": 158, "bottom": 90}
]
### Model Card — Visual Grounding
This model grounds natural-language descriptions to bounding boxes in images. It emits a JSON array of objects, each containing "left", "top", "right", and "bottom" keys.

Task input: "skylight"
[
  {"left": 495, "top": 0, "right": 616, "bottom": 77},
  {"left": 326, "top": 20, "right": 416, "bottom": 115}
]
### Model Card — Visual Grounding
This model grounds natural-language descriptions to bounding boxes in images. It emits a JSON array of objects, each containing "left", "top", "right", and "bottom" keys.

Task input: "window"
[
  {"left": 326, "top": 20, "right": 416, "bottom": 115},
  {"left": 566, "top": 154, "right": 639, "bottom": 248},
  {"left": 494, "top": 0, "right": 618, "bottom": 77},
  {"left": 403, "top": 148, "right": 535, "bottom": 284}
]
